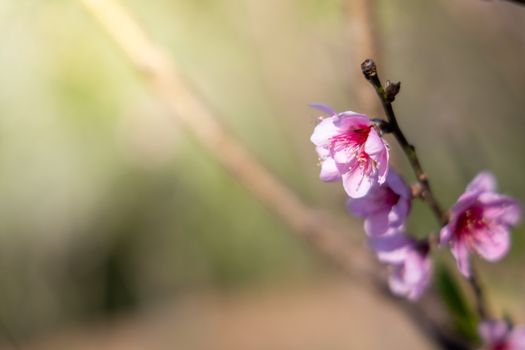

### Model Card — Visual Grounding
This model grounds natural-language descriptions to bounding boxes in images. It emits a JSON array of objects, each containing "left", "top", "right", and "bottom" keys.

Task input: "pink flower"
[
  {"left": 367, "top": 233, "right": 431, "bottom": 301},
  {"left": 367, "top": 233, "right": 414, "bottom": 264},
  {"left": 347, "top": 168, "right": 411, "bottom": 236},
  {"left": 479, "top": 320, "right": 525, "bottom": 350},
  {"left": 440, "top": 171, "right": 521, "bottom": 277},
  {"left": 310, "top": 105, "right": 389, "bottom": 198}
]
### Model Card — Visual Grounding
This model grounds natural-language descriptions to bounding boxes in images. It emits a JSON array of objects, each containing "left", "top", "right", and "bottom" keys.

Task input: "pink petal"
[
  {"left": 471, "top": 226, "right": 510, "bottom": 262},
  {"left": 387, "top": 168, "right": 411, "bottom": 198},
  {"left": 452, "top": 191, "right": 479, "bottom": 215},
  {"left": 364, "top": 128, "right": 386, "bottom": 155},
  {"left": 346, "top": 192, "right": 385, "bottom": 217},
  {"left": 315, "top": 145, "right": 330, "bottom": 158},
  {"left": 389, "top": 199, "right": 410, "bottom": 228},
  {"left": 342, "top": 168, "right": 373, "bottom": 198},
  {"left": 368, "top": 234, "right": 412, "bottom": 264},
  {"left": 310, "top": 117, "right": 340, "bottom": 146},
  {"left": 335, "top": 112, "right": 370, "bottom": 129},
  {"left": 439, "top": 225, "right": 453, "bottom": 245},
  {"left": 404, "top": 252, "right": 431, "bottom": 285},
  {"left": 364, "top": 210, "right": 392, "bottom": 236},
  {"left": 332, "top": 147, "right": 353, "bottom": 167},
  {"left": 319, "top": 158, "right": 341, "bottom": 182},
  {"left": 376, "top": 147, "right": 389, "bottom": 184},
  {"left": 466, "top": 171, "right": 497, "bottom": 194},
  {"left": 509, "top": 326, "right": 525, "bottom": 349},
  {"left": 388, "top": 250, "right": 431, "bottom": 301},
  {"left": 479, "top": 320, "right": 509, "bottom": 345},
  {"left": 479, "top": 192, "right": 522, "bottom": 226},
  {"left": 309, "top": 103, "right": 337, "bottom": 116},
  {"left": 451, "top": 240, "right": 471, "bottom": 277}
]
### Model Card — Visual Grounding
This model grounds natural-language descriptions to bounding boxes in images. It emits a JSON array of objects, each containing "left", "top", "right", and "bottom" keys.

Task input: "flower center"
[
  {"left": 492, "top": 340, "right": 509, "bottom": 350},
  {"left": 330, "top": 125, "right": 370, "bottom": 147},
  {"left": 455, "top": 204, "right": 487, "bottom": 240},
  {"left": 329, "top": 126, "right": 372, "bottom": 167},
  {"left": 383, "top": 186, "right": 400, "bottom": 207}
]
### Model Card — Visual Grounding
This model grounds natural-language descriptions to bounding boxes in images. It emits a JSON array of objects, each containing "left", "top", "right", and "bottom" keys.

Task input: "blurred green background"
[{"left": 0, "top": 0, "right": 524, "bottom": 349}]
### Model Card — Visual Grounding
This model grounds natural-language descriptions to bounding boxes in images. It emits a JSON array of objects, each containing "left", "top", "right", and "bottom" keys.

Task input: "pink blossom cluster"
[
  {"left": 311, "top": 106, "right": 430, "bottom": 300},
  {"left": 310, "top": 105, "right": 521, "bottom": 301}
]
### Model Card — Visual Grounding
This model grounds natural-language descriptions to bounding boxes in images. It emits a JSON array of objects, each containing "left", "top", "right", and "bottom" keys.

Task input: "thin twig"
[
  {"left": 468, "top": 265, "right": 489, "bottom": 320},
  {"left": 361, "top": 59, "right": 447, "bottom": 227},
  {"left": 360, "top": 58, "right": 492, "bottom": 323}
]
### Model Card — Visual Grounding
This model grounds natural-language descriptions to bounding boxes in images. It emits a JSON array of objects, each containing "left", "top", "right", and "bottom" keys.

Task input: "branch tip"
[{"left": 361, "top": 58, "right": 378, "bottom": 80}]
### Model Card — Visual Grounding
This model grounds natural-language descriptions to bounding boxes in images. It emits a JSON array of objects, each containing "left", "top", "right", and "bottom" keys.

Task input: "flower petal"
[
  {"left": 309, "top": 103, "right": 337, "bottom": 116},
  {"left": 388, "top": 250, "right": 431, "bottom": 301},
  {"left": 376, "top": 147, "right": 389, "bottom": 184},
  {"left": 310, "top": 117, "right": 340, "bottom": 146},
  {"left": 319, "top": 158, "right": 341, "bottom": 182},
  {"left": 509, "top": 326, "right": 525, "bottom": 349},
  {"left": 479, "top": 320, "right": 509, "bottom": 345},
  {"left": 388, "top": 198, "right": 410, "bottom": 228},
  {"left": 335, "top": 112, "right": 370, "bottom": 129},
  {"left": 364, "top": 128, "right": 386, "bottom": 156},
  {"left": 466, "top": 171, "right": 497, "bottom": 194},
  {"left": 478, "top": 192, "right": 522, "bottom": 226},
  {"left": 368, "top": 234, "right": 412, "bottom": 264},
  {"left": 387, "top": 168, "right": 411, "bottom": 198},
  {"left": 364, "top": 210, "right": 392, "bottom": 236},
  {"left": 439, "top": 225, "right": 453, "bottom": 245},
  {"left": 471, "top": 225, "right": 510, "bottom": 262},
  {"left": 346, "top": 191, "right": 385, "bottom": 217},
  {"left": 342, "top": 168, "right": 373, "bottom": 198},
  {"left": 332, "top": 147, "right": 353, "bottom": 167},
  {"left": 451, "top": 240, "right": 471, "bottom": 277}
]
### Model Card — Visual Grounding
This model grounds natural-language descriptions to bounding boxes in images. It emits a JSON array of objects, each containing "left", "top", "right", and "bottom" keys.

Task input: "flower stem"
[
  {"left": 468, "top": 264, "right": 489, "bottom": 320},
  {"left": 360, "top": 59, "right": 447, "bottom": 227},
  {"left": 360, "top": 58, "right": 491, "bottom": 322}
]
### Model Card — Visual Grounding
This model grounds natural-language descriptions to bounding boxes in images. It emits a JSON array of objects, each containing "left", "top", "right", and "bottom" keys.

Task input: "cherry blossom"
[{"left": 311, "top": 105, "right": 389, "bottom": 198}]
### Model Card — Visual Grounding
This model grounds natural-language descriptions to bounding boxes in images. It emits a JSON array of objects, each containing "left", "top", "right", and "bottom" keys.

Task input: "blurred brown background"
[{"left": 0, "top": 0, "right": 524, "bottom": 349}]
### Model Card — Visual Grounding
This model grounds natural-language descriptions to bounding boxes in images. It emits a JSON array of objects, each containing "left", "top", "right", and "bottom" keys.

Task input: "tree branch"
[{"left": 361, "top": 58, "right": 492, "bottom": 325}]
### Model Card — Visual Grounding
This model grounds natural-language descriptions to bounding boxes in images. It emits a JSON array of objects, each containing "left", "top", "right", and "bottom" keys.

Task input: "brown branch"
[
  {"left": 79, "top": 0, "right": 375, "bottom": 283},
  {"left": 361, "top": 59, "right": 447, "bottom": 227},
  {"left": 361, "top": 58, "right": 492, "bottom": 325},
  {"left": 468, "top": 264, "right": 489, "bottom": 320}
]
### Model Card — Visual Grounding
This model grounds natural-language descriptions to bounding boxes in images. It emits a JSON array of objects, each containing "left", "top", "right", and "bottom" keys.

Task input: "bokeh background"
[{"left": 0, "top": 0, "right": 524, "bottom": 349}]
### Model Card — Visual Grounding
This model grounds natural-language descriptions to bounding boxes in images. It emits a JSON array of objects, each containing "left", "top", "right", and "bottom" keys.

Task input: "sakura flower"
[
  {"left": 367, "top": 233, "right": 431, "bottom": 300},
  {"left": 387, "top": 243, "right": 432, "bottom": 301},
  {"left": 479, "top": 320, "right": 525, "bottom": 350},
  {"left": 367, "top": 233, "right": 414, "bottom": 264},
  {"left": 440, "top": 171, "right": 521, "bottom": 277},
  {"left": 347, "top": 168, "right": 411, "bottom": 236},
  {"left": 310, "top": 105, "right": 389, "bottom": 198}
]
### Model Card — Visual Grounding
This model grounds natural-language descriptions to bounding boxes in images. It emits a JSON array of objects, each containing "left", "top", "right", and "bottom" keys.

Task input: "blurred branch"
[
  {"left": 78, "top": 0, "right": 375, "bottom": 282},
  {"left": 499, "top": 0, "right": 525, "bottom": 5},
  {"left": 79, "top": 1, "right": 470, "bottom": 349}
]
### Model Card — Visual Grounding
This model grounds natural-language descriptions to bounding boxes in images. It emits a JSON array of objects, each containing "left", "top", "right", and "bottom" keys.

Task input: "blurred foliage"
[
  {"left": 434, "top": 261, "right": 478, "bottom": 343},
  {"left": 0, "top": 0, "right": 524, "bottom": 341}
]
